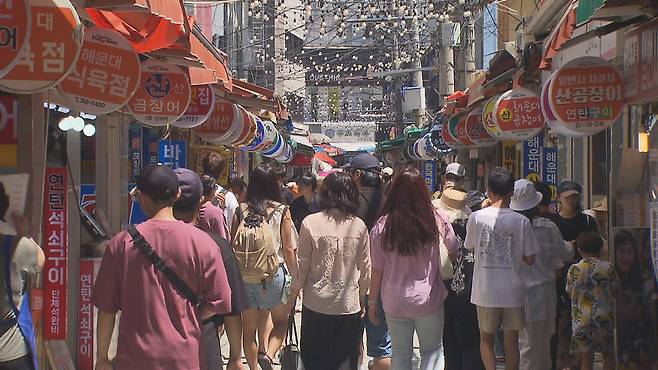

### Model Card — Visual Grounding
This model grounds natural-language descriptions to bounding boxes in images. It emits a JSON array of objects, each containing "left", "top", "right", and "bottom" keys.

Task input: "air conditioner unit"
[{"left": 402, "top": 87, "right": 426, "bottom": 113}]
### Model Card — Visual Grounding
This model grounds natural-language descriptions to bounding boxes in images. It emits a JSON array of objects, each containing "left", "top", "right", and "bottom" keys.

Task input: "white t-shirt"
[
  {"left": 464, "top": 207, "right": 539, "bottom": 308},
  {"left": 521, "top": 217, "right": 573, "bottom": 288},
  {"left": 216, "top": 185, "right": 239, "bottom": 232}
]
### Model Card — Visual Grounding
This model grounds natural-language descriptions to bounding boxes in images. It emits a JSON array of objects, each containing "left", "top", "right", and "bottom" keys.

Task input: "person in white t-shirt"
[
  {"left": 464, "top": 167, "right": 538, "bottom": 370},
  {"left": 201, "top": 153, "right": 240, "bottom": 232}
]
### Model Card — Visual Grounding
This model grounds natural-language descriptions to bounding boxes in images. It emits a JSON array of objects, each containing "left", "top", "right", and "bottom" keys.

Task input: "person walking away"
[
  {"left": 433, "top": 189, "right": 485, "bottom": 370},
  {"left": 464, "top": 167, "right": 539, "bottom": 370},
  {"left": 1, "top": 214, "right": 44, "bottom": 370},
  {"left": 296, "top": 172, "right": 371, "bottom": 370},
  {"left": 199, "top": 175, "right": 230, "bottom": 240},
  {"left": 551, "top": 181, "right": 597, "bottom": 370},
  {"left": 566, "top": 231, "right": 616, "bottom": 370},
  {"left": 369, "top": 168, "right": 457, "bottom": 370},
  {"left": 433, "top": 162, "right": 466, "bottom": 200},
  {"left": 510, "top": 180, "right": 574, "bottom": 370},
  {"left": 230, "top": 165, "right": 299, "bottom": 370},
  {"left": 290, "top": 172, "right": 320, "bottom": 232},
  {"left": 345, "top": 153, "right": 391, "bottom": 370},
  {"left": 275, "top": 166, "right": 295, "bottom": 205},
  {"left": 93, "top": 165, "right": 232, "bottom": 370},
  {"left": 173, "top": 169, "right": 249, "bottom": 370},
  {"left": 202, "top": 153, "right": 240, "bottom": 232},
  {"left": 230, "top": 177, "right": 248, "bottom": 203}
]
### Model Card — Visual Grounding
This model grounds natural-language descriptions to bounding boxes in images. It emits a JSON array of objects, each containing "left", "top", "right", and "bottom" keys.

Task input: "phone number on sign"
[{"left": 74, "top": 96, "right": 106, "bottom": 109}]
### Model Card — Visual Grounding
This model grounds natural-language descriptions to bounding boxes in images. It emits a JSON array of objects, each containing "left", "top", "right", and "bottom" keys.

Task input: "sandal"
[{"left": 257, "top": 352, "right": 273, "bottom": 370}]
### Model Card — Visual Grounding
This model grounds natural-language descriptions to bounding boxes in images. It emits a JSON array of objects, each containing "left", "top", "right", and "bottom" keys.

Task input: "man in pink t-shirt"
[{"left": 92, "top": 165, "right": 232, "bottom": 370}]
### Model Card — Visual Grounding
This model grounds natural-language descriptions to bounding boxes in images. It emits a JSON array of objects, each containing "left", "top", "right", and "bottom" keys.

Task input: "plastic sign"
[
  {"left": 194, "top": 101, "right": 236, "bottom": 139},
  {"left": 494, "top": 88, "right": 545, "bottom": 141},
  {"left": 466, "top": 106, "right": 497, "bottom": 147},
  {"left": 58, "top": 28, "right": 140, "bottom": 115},
  {"left": 0, "top": 0, "right": 82, "bottom": 93},
  {"left": 0, "top": 0, "right": 31, "bottom": 79},
  {"left": 233, "top": 107, "right": 255, "bottom": 146},
  {"left": 441, "top": 118, "right": 462, "bottom": 149},
  {"left": 126, "top": 59, "right": 191, "bottom": 126},
  {"left": 173, "top": 84, "right": 215, "bottom": 128},
  {"left": 482, "top": 94, "right": 503, "bottom": 138},
  {"left": 548, "top": 57, "right": 624, "bottom": 136}
]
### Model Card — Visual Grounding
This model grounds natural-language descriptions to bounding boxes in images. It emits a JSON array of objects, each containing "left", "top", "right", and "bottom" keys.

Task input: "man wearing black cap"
[{"left": 92, "top": 165, "right": 232, "bottom": 370}]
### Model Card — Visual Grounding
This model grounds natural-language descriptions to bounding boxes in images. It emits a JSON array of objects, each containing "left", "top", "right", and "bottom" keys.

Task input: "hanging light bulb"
[
  {"left": 72, "top": 117, "right": 85, "bottom": 132},
  {"left": 83, "top": 124, "right": 96, "bottom": 137}
]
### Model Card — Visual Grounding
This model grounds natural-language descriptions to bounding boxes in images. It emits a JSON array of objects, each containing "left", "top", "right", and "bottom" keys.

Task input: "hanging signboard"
[
  {"left": 173, "top": 84, "right": 215, "bottom": 128},
  {"left": 125, "top": 59, "right": 191, "bottom": 126},
  {"left": 494, "top": 88, "right": 545, "bottom": 141},
  {"left": 441, "top": 120, "right": 462, "bottom": 149},
  {"left": 623, "top": 18, "right": 658, "bottom": 105},
  {"left": 482, "top": 94, "right": 503, "bottom": 138},
  {"left": 422, "top": 160, "right": 437, "bottom": 192},
  {"left": 523, "top": 135, "right": 543, "bottom": 182},
  {"left": 194, "top": 100, "right": 236, "bottom": 139},
  {"left": 233, "top": 107, "right": 255, "bottom": 146},
  {"left": 128, "top": 124, "right": 142, "bottom": 183},
  {"left": 158, "top": 140, "right": 186, "bottom": 169},
  {"left": 58, "top": 27, "right": 140, "bottom": 115},
  {"left": 542, "top": 147, "right": 558, "bottom": 212},
  {"left": 214, "top": 106, "right": 247, "bottom": 146},
  {"left": 0, "top": 0, "right": 82, "bottom": 94},
  {"left": 0, "top": 94, "right": 18, "bottom": 168},
  {"left": 455, "top": 114, "right": 475, "bottom": 146},
  {"left": 548, "top": 56, "right": 624, "bottom": 136},
  {"left": 466, "top": 106, "right": 497, "bottom": 147},
  {"left": 0, "top": 0, "right": 31, "bottom": 79},
  {"left": 43, "top": 167, "right": 68, "bottom": 340},
  {"left": 78, "top": 259, "right": 95, "bottom": 370},
  {"left": 501, "top": 141, "right": 520, "bottom": 179}
]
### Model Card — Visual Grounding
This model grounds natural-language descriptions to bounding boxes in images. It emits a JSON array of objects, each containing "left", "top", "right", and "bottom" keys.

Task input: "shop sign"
[
  {"left": 142, "top": 127, "right": 159, "bottom": 167},
  {"left": 58, "top": 27, "right": 140, "bottom": 115},
  {"left": 214, "top": 106, "right": 247, "bottom": 146},
  {"left": 0, "top": 0, "right": 31, "bottom": 79},
  {"left": 194, "top": 101, "right": 236, "bottom": 139},
  {"left": 245, "top": 116, "right": 267, "bottom": 151},
  {"left": 422, "top": 160, "right": 437, "bottom": 193},
  {"left": 548, "top": 57, "right": 624, "bottom": 136},
  {"left": 441, "top": 119, "right": 462, "bottom": 149},
  {"left": 542, "top": 147, "right": 558, "bottom": 212},
  {"left": 0, "top": 94, "right": 18, "bottom": 168},
  {"left": 158, "top": 140, "right": 186, "bottom": 169},
  {"left": 494, "top": 88, "right": 544, "bottom": 141},
  {"left": 0, "top": 0, "right": 82, "bottom": 94},
  {"left": 79, "top": 184, "right": 95, "bottom": 215},
  {"left": 173, "top": 84, "right": 215, "bottom": 128},
  {"left": 482, "top": 94, "right": 503, "bottom": 138},
  {"left": 233, "top": 107, "right": 255, "bottom": 146},
  {"left": 623, "top": 18, "right": 658, "bottom": 105},
  {"left": 455, "top": 114, "right": 474, "bottom": 146},
  {"left": 129, "top": 125, "right": 142, "bottom": 183},
  {"left": 466, "top": 106, "right": 497, "bottom": 147},
  {"left": 43, "top": 167, "right": 68, "bottom": 340},
  {"left": 501, "top": 141, "right": 519, "bottom": 179},
  {"left": 78, "top": 260, "right": 94, "bottom": 370},
  {"left": 31, "top": 288, "right": 43, "bottom": 325},
  {"left": 522, "top": 135, "right": 543, "bottom": 182},
  {"left": 126, "top": 59, "right": 191, "bottom": 126}
]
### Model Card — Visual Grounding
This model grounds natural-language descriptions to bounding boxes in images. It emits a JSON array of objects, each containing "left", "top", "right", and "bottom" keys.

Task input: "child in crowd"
[{"left": 566, "top": 231, "right": 617, "bottom": 370}]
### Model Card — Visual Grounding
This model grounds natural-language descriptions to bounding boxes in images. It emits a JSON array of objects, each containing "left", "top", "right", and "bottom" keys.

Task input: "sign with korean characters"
[
  {"left": 501, "top": 141, "right": 520, "bottom": 179},
  {"left": 441, "top": 120, "right": 462, "bottom": 149},
  {"left": 422, "top": 160, "right": 437, "bottom": 193},
  {"left": 126, "top": 59, "right": 191, "bottom": 126},
  {"left": 194, "top": 101, "right": 236, "bottom": 139},
  {"left": 78, "top": 259, "right": 96, "bottom": 370},
  {"left": 0, "top": 0, "right": 31, "bottom": 79},
  {"left": 128, "top": 124, "right": 142, "bottom": 183},
  {"left": 466, "top": 106, "right": 497, "bottom": 147},
  {"left": 58, "top": 27, "right": 140, "bottom": 115},
  {"left": 0, "top": 0, "right": 82, "bottom": 94},
  {"left": 43, "top": 167, "right": 68, "bottom": 340},
  {"left": 482, "top": 94, "right": 503, "bottom": 138},
  {"left": 494, "top": 88, "right": 545, "bottom": 141},
  {"left": 158, "top": 140, "right": 186, "bottom": 169},
  {"left": 0, "top": 94, "right": 18, "bottom": 168},
  {"left": 624, "top": 18, "right": 658, "bottom": 105},
  {"left": 522, "top": 135, "right": 543, "bottom": 182},
  {"left": 542, "top": 147, "right": 558, "bottom": 212},
  {"left": 549, "top": 57, "right": 624, "bottom": 136},
  {"left": 173, "top": 84, "right": 215, "bottom": 128}
]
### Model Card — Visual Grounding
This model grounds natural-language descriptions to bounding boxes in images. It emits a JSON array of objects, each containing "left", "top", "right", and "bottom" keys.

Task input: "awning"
[
  {"left": 290, "top": 134, "right": 313, "bottom": 151},
  {"left": 540, "top": 0, "right": 578, "bottom": 70},
  {"left": 314, "top": 152, "right": 337, "bottom": 166},
  {"left": 576, "top": 0, "right": 604, "bottom": 24}
]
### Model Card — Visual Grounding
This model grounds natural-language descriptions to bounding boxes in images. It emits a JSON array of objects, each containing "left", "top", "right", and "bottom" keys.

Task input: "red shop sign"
[
  {"left": 624, "top": 18, "right": 658, "bottom": 105},
  {"left": 0, "top": 0, "right": 82, "bottom": 94},
  {"left": 442, "top": 116, "right": 463, "bottom": 149},
  {"left": 78, "top": 260, "right": 95, "bottom": 370},
  {"left": 43, "top": 167, "right": 68, "bottom": 340},
  {"left": 126, "top": 59, "right": 191, "bottom": 126},
  {"left": 548, "top": 57, "right": 623, "bottom": 136},
  {"left": 455, "top": 114, "right": 474, "bottom": 146},
  {"left": 194, "top": 101, "right": 236, "bottom": 139},
  {"left": 173, "top": 84, "right": 215, "bottom": 128},
  {"left": 58, "top": 27, "right": 140, "bottom": 115},
  {"left": 466, "top": 106, "right": 497, "bottom": 147},
  {"left": 0, "top": 0, "right": 31, "bottom": 78},
  {"left": 495, "top": 88, "right": 545, "bottom": 141}
]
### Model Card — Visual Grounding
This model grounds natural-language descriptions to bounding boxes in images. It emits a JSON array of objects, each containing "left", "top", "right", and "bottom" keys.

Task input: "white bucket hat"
[{"left": 510, "top": 179, "right": 543, "bottom": 211}]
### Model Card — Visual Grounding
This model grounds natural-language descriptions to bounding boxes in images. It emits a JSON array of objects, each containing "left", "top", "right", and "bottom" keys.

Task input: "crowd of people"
[{"left": 74, "top": 152, "right": 620, "bottom": 370}]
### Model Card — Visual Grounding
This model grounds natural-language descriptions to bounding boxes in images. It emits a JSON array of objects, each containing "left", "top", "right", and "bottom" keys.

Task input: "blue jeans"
[
  {"left": 364, "top": 298, "right": 392, "bottom": 358},
  {"left": 386, "top": 307, "right": 445, "bottom": 370}
]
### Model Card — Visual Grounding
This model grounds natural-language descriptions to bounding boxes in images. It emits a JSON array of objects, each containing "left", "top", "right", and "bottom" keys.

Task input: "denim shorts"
[
  {"left": 244, "top": 265, "right": 286, "bottom": 310},
  {"left": 364, "top": 297, "right": 392, "bottom": 358}
]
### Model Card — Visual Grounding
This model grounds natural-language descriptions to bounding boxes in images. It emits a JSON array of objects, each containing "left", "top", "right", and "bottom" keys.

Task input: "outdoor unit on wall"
[{"left": 402, "top": 87, "right": 426, "bottom": 114}]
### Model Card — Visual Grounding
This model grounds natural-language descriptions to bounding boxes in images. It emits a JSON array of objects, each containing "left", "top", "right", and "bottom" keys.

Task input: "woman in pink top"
[{"left": 368, "top": 168, "right": 457, "bottom": 370}]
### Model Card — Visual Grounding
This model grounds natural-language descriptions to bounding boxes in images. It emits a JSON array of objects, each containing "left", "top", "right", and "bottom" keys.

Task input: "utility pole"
[
  {"left": 464, "top": 12, "right": 477, "bottom": 88},
  {"left": 408, "top": 0, "right": 426, "bottom": 126},
  {"left": 439, "top": 19, "right": 455, "bottom": 106}
]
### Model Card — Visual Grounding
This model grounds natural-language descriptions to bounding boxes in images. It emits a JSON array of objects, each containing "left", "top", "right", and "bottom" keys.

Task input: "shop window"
[{"left": 590, "top": 130, "right": 607, "bottom": 199}]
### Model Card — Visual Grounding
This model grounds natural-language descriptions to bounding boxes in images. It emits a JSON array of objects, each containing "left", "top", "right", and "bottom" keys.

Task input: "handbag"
[
  {"left": 280, "top": 314, "right": 303, "bottom": 370},
  {"left": 438, "top": 236, "right": 454, "bottom": 280}
]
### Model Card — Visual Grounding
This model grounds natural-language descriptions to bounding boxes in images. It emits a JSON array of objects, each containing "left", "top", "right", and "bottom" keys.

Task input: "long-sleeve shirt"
[{"left": 296, "top": 210, "right": 371, "bottom": 315}]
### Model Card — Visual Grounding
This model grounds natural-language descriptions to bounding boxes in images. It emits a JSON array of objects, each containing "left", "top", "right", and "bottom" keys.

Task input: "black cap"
[
  {"left": 136, "top": 165, "right": 179, "bottom": 202},
  {"left": 173, "top": 168, "right": 203, "bottom": 208},
  {"left": 344, "top": 153, "right": 380, "bottom": 171},
  {"left": 557, "top": 180, "right": 582, "bottom": 197}
]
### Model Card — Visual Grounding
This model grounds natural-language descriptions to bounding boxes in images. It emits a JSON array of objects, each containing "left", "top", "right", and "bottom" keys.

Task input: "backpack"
[{"left": 231, "top": 203, "right": 286, "bottom": 284}]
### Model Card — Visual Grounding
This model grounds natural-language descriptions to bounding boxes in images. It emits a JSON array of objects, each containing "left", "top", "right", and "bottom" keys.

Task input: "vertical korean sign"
[
  {"left": 129, "top": 124, "right": 142, "bottom": 183},
  {"left": 522, "top": 135, "right": 543, "bottom": 182},
  {"left": 78, "top": 260, "right": 94, "bottom": 369},
  {"left": 422, "top": 161, "right": 437, "bottom": 193},
  {"left": 43, "top": 167, "right": 67, "bottom": 340},
  {"left": 501, "top": 141, "right": 520, "bottom": 179},
  {"left": 542, "top": 147, "right": 559, "bottom": 212}
]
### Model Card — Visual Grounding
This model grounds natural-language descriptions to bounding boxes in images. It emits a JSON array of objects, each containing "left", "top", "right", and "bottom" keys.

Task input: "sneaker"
[{"left": 257, "top": 353, "right": 273, "bottom": 370}]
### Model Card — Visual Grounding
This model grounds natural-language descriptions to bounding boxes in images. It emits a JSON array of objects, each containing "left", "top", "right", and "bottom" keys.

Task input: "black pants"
[
  {"left": 443, "top": 291, "right": 485, "bottom": 370},
  {"left": 0, "top": 355, "right": 32, "bottom": 370},
  {"left": 300, "top": 306, "right": 362, "bottom": 370},
  {"left": 202, "top": 321, "right": 224, "bottom": 370}
]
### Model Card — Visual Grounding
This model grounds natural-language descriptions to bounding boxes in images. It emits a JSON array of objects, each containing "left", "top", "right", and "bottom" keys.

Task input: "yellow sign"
[{"left": 501, "top": 141, "right": 520, "bottom": 179}]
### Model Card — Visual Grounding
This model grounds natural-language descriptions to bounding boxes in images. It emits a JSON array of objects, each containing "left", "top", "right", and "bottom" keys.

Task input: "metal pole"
[
  {"left": 464, "top": 13, "right": 476, "bottom": 88},
  {"left": 439, "top": 20, "right": 455, "bottom": 106},
  {"left": 409, "top": 0, "right": 425, "bottom": 126}
]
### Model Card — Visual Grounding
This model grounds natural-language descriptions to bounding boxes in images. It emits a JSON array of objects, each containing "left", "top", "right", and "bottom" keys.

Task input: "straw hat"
[
  {"left": 592, "top": 197, "right": 608, "bottom": 212},
  {"left": 432, "top": 188, "right": 471, "bottom": 222}
]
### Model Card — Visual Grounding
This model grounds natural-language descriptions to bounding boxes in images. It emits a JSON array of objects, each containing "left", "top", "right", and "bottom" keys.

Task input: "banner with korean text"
[
  {"left": 43, "top": 167, "right": 68, "bottom": 340},
  {"left": 78, "top": 260, "right": 96, "bottom": 370}
]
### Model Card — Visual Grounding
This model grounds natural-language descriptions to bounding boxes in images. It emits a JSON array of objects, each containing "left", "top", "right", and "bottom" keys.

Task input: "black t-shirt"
[
  {"left": 356, "top": 186, "right": 384, "bottom": 232},
  {"left": 290, "top": 195, "right": 320, "bottom": 231},
  {"left": 550, "top": 212, "right": 598, "bottom": 242}
]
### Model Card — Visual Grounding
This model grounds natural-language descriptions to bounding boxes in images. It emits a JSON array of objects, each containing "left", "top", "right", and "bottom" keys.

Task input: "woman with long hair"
[
  {"left": 230, "top": 165, "right": 299, "bottom": 370},
  {"left": 297, "top": 172, "right": 371, "bottom": 370},
  {"left": 368, "top": 168, "right": 457, "bottom": 370}
]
